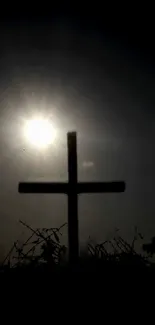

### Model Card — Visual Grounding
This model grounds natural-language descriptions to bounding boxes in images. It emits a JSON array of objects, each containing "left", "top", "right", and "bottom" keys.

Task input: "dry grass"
[{"left": 1, "top": 221, "right": 155, "bottom": 273}]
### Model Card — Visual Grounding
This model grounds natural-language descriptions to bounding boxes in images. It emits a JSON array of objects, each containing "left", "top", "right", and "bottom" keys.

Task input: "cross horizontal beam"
[
  {"left": 18, "top": 131, "right": 126, "bottom": 265},
  {"left": 18, "top": 181, "right": 125, "bottom": 194}
]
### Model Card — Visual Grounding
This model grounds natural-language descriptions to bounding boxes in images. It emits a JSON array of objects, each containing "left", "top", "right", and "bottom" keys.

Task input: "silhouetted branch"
[{"left": 1, "top": 221, "right": 153, "bottom": 273}]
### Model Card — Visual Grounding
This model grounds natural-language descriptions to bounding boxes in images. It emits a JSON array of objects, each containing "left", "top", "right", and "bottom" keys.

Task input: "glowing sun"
[{"left": 24, "top": 118, "right": 57, "bottom": 149}]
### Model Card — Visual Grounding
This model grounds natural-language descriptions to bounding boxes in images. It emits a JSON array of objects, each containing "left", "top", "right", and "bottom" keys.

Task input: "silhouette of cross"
[{"left": 18, "top": 132, "right": 126, "bottom": 264}]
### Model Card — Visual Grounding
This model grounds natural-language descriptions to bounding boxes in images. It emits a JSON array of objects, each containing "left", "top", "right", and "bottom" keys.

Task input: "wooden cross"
[{"left": 18, "top": 132, "right": 126, "bottom": 264}]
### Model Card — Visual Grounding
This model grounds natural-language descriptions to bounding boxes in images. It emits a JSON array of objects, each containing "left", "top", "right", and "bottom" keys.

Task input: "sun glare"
[{"left": 24, "top": 118, "right": 57, "bottom": 148}]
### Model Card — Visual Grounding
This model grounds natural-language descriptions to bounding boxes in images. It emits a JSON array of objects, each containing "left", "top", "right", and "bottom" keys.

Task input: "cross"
[{"left": 18, "top": 132, "right": 126, "bottom": 265}]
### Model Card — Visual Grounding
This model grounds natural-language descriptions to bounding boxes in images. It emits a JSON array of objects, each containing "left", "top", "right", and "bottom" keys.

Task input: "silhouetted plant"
[
  {"left": 143, "top": 237, "right": 155, "bottom": 256},
  {"left": 87, "top": 227, "right": 150, "bottom": 267},
  {"left": 1, "top": 222, "right": 154, "bottom": 273},
  {"left": 1, "top": 220, "right": 67, "bottom": 270}
]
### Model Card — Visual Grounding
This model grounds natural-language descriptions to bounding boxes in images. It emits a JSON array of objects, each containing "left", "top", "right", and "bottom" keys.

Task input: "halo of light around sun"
[{"left": 24, "top": 118, "right": 57, "bottom": 148}]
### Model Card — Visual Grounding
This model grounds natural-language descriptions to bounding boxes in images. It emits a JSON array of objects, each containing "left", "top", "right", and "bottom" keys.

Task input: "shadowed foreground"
[{"left": 1, "top": 221, "right": 155, "bottom": 275}]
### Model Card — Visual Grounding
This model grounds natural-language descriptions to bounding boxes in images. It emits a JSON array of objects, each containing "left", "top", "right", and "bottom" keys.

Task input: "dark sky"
[{"left": 0, "top": 7, "right": 154, "bottom": 257}]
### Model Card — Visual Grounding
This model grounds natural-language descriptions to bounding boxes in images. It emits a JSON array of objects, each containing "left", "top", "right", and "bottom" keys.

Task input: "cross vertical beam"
[
  {"left": 67, "top": 132, "right": 79, "bottom": 264},
  {"left": 18, "top": 131, "right": 126, "bottom": 267}
]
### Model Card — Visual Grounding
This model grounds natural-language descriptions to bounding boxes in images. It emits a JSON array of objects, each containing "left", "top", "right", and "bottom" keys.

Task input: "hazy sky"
[{"left": 0, "top": 10, "right": 155, "bottom": 257}]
